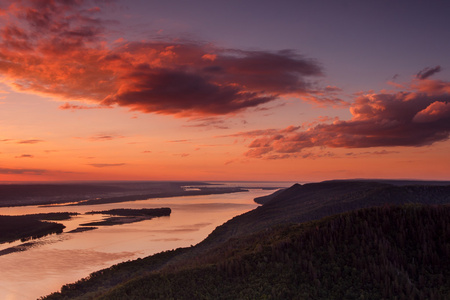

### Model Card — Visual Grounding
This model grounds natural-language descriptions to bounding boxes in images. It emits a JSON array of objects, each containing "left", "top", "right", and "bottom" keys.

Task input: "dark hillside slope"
[
  {"left": 98, "top": 204, "right": 450, "bottom": 300},
  {"left": 200, "top": 181, "right": 450, "bottom": 247},
  {"left": 254, "top": 187, "right": 287, "bottom": 204}
]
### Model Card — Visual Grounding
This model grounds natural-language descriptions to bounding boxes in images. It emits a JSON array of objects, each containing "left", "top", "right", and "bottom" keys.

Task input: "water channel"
[{"left": 0, "top": 182, "right": 292, "bottom": 299}]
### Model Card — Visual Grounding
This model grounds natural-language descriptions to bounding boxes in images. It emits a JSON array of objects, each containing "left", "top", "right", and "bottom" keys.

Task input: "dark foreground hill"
[{"left": 43, "top": 181, "right": 450, "bottom": 299}]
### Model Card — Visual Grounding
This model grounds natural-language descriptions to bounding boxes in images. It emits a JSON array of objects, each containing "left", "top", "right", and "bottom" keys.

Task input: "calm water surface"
[{"left": 0, "top": 182, "right": 293, "bottom": 300}]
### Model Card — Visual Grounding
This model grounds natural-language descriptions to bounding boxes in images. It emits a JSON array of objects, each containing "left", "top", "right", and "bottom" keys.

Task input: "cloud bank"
[
  {"left": 0, "top": 0, "right": 328, "bottom": 117},
  {"left": 241, "top": 75, "right": 450, "bottom": 159}
]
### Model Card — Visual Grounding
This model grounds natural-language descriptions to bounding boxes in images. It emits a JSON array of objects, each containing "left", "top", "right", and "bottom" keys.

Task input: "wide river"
[{"left": 0, "top": 182, "right": 293, "bottom": 300}]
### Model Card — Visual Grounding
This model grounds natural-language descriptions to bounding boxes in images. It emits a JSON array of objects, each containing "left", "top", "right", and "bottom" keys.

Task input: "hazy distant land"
[{"left": 0, "top": 181, "right": 274, "bottom": 207}]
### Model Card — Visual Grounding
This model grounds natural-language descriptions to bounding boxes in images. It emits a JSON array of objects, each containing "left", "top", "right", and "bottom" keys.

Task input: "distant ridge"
[
  {"left": 323, "top": 178, "right": 450, "bottom": 186},
  {"left": 254, "top": 179, "right": 450, "bottom": 205}
]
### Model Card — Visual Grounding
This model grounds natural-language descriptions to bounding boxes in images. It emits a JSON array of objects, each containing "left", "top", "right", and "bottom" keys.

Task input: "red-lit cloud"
[
  {"left": 240, "top": 75, "right": 450, "bottom": 159},
  {"left": 0, "top": 0, "right": 328, "bottom": 117}
]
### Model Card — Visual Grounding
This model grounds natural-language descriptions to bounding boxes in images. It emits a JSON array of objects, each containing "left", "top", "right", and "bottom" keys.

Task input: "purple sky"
[{"left": 116, "top": 0, "right": 450, "bottom": 91}]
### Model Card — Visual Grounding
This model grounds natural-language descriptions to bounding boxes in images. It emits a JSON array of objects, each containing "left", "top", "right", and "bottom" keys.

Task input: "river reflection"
[{"left": 0, "top": 184, "right": 292, "bottom": 300}]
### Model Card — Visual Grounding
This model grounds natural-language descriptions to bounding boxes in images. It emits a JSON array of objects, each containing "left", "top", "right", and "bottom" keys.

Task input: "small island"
[
  {"left": 81, "top": 208, "right": 171, "bottom": 226},
  {"left": 0, "top": 212, "right": 78, "bottom": 244}
]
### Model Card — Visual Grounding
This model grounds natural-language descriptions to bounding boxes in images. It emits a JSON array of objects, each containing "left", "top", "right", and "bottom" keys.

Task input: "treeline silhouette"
[
  {"left": 81, "top": 208, "right": 172, "bottom": 226},
  {"left": 44, "top": 204, "right": 449, "bottom": 299},
  {"left": 0, "top": 212, "right": 76, "bottom": 243},
  {"left": 85, "top": 208, "right": 171, "bottom": 217}
]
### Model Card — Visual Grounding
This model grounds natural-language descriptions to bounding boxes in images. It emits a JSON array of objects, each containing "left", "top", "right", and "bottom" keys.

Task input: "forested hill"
[
  {"left": 47, "top": 204, "right": 450, "bottom": 299},
  {"left": 199, "top": 181, "right": 450, "bottom": 247},
  {"left": 43, "top": 181, "right": 450, "bottom": 299}
]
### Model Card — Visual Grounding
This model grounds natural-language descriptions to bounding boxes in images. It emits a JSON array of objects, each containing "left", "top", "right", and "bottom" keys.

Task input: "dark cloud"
[
  {"left": 240, "top": 78, "right": 450, "bottom": 159},
  {"left": 0, "top": 0, "right": 328, "bottom": 117},
  {"left": 416, "top": 66, "right": 442, "bottom": 80},
  {"left": 105, "top": 67, "right": 277, "bottom": 116}
]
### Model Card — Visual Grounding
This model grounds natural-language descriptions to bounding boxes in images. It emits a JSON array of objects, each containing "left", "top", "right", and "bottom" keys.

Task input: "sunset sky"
[{"left": 0, "top": 0, "right": 449, "bottom": 182}]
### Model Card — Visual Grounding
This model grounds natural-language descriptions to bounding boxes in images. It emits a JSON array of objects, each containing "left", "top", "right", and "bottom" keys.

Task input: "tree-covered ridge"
[
  {"left": 45, "top": 204, "right": 450, "bottom": 299},
  {"left": 199, "top": 182, "right": 450, "bottom": 247}
]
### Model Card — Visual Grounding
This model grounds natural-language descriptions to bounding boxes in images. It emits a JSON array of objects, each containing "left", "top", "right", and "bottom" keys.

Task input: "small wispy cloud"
[
  {"left": 17, "top": 139, "right": 44, "bottom": 144},
  {"left": 59, "top": 102, "right": 113, "bottom": 110},
  {"left": 183, "top": 117, "right": 229, "bottom": 129},
  {"left": 167, "top": 139, "right": 191, "bottom": 143},
  {"left": 87, "top": 163, "right": 126, "bottom": 168},
  {"left": 74, "top": 134, "right": 126, "bottom": 142},
  {"left": 173, "top": 153, "right": 190, "bottom": 157},
  {"left": 0, "top": 167, "right": 45, "bottom": 175},
  {"left": 88, "top": 135, "right": 125, "bottom": 142},
  {"left": 416, "top": 65, "right": 442, "bottom": 80},
  {"left": 15, "top": 154, "right": 34, "bottom": 158}
]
